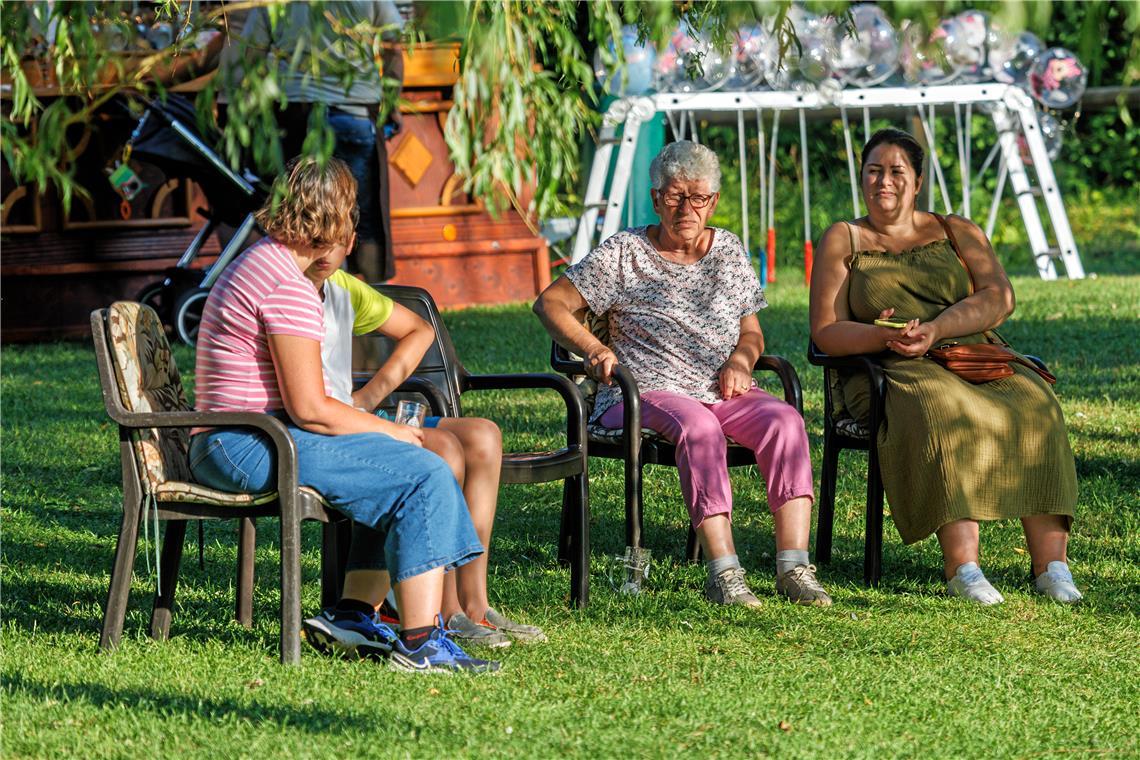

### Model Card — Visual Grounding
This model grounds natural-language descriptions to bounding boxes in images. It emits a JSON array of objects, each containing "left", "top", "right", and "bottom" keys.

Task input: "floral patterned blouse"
[{"left": 565, "top": 226, "right": 767, "bottom": 422}]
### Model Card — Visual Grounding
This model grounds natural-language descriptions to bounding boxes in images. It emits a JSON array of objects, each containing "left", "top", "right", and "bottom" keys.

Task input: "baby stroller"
[{"left": 124, "top": 94, "right": 267, "bottom": 345}]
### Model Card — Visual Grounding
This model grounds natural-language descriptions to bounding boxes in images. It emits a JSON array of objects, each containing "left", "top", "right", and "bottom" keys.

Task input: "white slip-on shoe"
[
  {"left": 1035, "top": 561, "right": 1083, "bottom": 603},
  {"left": 947, "top": 562, "right": 1005, "bottom": 605}
]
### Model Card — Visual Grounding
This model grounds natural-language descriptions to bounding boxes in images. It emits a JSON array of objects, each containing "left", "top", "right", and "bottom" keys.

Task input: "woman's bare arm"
[
  {"left": 268, "top": 333, "right": 422, "bottom": 446},
  {"left": 886, "top": 216, "right": 1015, "bottom": 357},
  {"left": 533, "top": 277, "right": 618, "bottom": 384},
  {"left": 352, "top": 304, "right": 435, "bottom": 412},
  {"left": 719, "top": 314, "right": 764, "bottom": 399},
  {"left": 810, "top": 222, "right": 910, "bottom": 356}
]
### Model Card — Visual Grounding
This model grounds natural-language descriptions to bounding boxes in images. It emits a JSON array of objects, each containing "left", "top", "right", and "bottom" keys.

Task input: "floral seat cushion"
[{"left": 155, "top": 483, "right": 329, "bottom": 508}]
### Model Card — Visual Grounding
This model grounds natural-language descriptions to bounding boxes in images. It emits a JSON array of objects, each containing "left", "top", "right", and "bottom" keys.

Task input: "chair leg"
[
  {"left": 816, "top": 438, "right": 840, "bottom": 564},
  {"left": 625, "top": 452, "right": 644, "bottom": 552},
  {"left": 557, "top": 480, "right": 574, "bottom": 567},
  {"left": 864, "top": 448, "right": 885, "bottom": 588},
  {"left": 150, "top": 519, "right": 187, "bottom": 641},
  {"left": 686, "top": 525, "right": 702, "bottom": 564},
  {"left": 320, "top": 518, "right": 347, "bottom": 609},
  {"left": 568, "top": 473, "right": 590, "bottom": 609},
  {"left": 278, "top": 511, "right": 303, "bottom": 665},
  {"left": 100, "top": 493, "right": 144, "bottom": 651},
  {"left": 235, "top": 517, "right": 256, "bottom": 628}
]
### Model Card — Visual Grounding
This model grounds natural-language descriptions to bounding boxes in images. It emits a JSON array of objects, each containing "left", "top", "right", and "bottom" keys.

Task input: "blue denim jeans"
[
  {"left": 328, "top": 110, "right": 380, "bottom": 243},
  {"left": 189, "top": 423, "right": 482, "bottom": 583}
]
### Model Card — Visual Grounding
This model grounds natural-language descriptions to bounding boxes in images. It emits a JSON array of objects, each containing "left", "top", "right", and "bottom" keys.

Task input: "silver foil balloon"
[
  {"left": 834, "top": 3, "right": 899, "bottom": 87},
  {"left": 988, "top": 27, "right": 1042, "bottom": 85},
  {"left": 593, "top": 26, "right": 657, "bottom": 97},
  {"left": 1029, "top": 47, "right": 1088, "bottom": 109}
]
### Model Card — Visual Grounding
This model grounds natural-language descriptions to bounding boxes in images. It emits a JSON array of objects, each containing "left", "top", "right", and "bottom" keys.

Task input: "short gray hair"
[{"left": 649, "top": 140, "right": 721, "bottom": 193}]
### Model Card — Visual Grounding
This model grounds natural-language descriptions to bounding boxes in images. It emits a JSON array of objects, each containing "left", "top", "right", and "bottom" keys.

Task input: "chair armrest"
[
  {"left": 396, "top": 376, "right": 451, "bottom": 417},
  {"left": 462, "top": 372, "right": 587, "bottom": 447},
  {"left": 808, "top": 341, "right": 886, "bottom": 394},
  {"left": 350, "top": 373, "right": 452, "bottom": 417},
  {"left": 754, "top": 355, "right": 803, "bottom": 415},
  {"left": 550, "top": 341, "right": 586, "bottom": 376},
  {"left": 104, "top": 407, "right": 301, "bottom": 492},
  {"left": 807, "top": 340, "right": 887, "bottom": 437}
]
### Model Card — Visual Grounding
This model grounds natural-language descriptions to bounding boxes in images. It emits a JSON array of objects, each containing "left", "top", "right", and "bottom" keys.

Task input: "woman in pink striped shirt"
[{"left": 189, "top": 157, "right": 495, "bottom": 673}]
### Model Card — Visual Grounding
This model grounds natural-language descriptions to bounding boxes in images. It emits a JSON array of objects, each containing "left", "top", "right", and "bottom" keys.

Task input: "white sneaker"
[
  {"left": 1035, "top": 561, "right": 1082, "bottom": 603},
  {"left": 947, "top": 562, "right": 1005, "bottom": 605}
]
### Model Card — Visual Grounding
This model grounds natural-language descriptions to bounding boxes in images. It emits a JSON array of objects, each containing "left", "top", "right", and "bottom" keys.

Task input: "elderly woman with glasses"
[{"left": 534, "top": 140, "right": 830, "bottom": 608}]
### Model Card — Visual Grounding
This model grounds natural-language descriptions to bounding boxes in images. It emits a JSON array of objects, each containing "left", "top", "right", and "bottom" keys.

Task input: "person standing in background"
[{"left": 242, "top": 1, "right": 404, "bottom": 283}]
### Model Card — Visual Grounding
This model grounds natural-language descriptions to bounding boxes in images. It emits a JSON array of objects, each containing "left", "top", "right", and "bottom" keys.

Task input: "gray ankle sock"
[
  {"left": 776, "top": 549, "right": 810, "bottom": 576},
  {"left": 705, "top": 553, "right": 741, "bottom": 580}
]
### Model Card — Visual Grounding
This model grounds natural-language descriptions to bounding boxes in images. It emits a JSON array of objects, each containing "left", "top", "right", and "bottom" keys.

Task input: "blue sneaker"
[
  {"left": 389, "top": 618, "right": 501, "bottom": 674},
  {"left": 302, "top": 608, "right": 398, "bottom": 660}
]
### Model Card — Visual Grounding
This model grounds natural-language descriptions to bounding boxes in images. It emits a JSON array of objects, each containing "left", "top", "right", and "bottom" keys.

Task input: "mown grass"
[{"left": 2, "top": 268, "right": 1138, "bottom": 758}]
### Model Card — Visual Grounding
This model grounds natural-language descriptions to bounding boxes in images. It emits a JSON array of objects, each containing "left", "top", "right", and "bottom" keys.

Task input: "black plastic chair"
[
  {"left": 360, "top": 285, "right": 591, "bottom": 608},
  {"left": 550, "top": 341, "right": 803, "bottom": 564},
  {"left": 92, "top": 303, "right": 345, "bottom": 665},
  {"left": 807, "top": 340, "right": 887, "bottom": 587}
]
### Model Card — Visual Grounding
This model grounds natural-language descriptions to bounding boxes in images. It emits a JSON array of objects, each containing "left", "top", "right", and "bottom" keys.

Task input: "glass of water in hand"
[{"left": 394, "top": 399, "right": 427, "bottom": 428}]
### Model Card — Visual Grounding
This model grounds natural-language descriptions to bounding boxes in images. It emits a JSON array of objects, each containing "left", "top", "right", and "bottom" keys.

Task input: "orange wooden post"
[{"left": 767, "top": 228, "right": 776, "bottom": 283}]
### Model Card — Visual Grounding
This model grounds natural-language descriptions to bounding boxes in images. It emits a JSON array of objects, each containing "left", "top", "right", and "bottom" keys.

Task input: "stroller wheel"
[
  {"left": 136, "top": 281, "right": 171, "bottom": 323},
  {"left": 174, "top": 286, "right": 210, "bottom": 346}
]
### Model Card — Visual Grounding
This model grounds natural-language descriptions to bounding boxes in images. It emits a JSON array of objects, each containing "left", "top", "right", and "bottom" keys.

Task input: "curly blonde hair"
[{"left": 254, "top": 156, "right": 359, "bottom": 250}]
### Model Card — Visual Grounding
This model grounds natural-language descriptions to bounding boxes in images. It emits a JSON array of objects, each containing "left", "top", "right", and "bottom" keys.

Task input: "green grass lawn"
[{"left": 2, "top": 272, "right": 1138, "bottom": 758}]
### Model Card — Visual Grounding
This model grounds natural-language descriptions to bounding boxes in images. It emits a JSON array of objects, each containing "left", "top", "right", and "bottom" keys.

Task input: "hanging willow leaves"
[{"left": 2, "top": 0, "right": 1136, "bottom": 220}]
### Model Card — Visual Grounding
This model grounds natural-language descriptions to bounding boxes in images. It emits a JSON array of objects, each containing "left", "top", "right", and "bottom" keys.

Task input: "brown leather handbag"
[
  {"left": 927, "top": 341, "right": 1057, "bottom": 385},
  {"left": 925, "top": 214, "right": 1056, "bottom": 385}
]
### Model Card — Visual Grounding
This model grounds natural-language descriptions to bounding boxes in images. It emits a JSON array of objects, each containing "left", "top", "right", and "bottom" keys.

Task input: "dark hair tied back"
[{"left": 860, "top": 128, "right": 925, "bottom": 178}]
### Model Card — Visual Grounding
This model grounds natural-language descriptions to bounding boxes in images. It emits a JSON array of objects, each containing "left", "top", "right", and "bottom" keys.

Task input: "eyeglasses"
[{"left": 656, "top": 191, "right": 717, "bottom": 209}]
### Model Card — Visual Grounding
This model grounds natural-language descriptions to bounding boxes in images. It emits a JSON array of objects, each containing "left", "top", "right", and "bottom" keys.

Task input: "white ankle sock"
[
  {"left": 947, "top": 562, "right": 1004, "bottom": 605},
  {"left": 1035, "top": 561, "right": 1082, "bottom": 603},
  {"left": 776, "top": 549, "right": 810, "bottom": 577},
  {"left": 705, "top": 553, "right": 741, "bottom": 581}
]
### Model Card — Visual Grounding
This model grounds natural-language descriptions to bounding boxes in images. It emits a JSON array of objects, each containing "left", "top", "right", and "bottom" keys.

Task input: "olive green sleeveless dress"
[{"left": 836, "top": 227, "right": 1077, "bottom": 544}]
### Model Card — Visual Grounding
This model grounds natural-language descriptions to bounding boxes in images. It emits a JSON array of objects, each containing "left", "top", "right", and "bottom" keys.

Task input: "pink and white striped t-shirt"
[{"left": 194, "top": 237, "right": 327, "bottom": 413}]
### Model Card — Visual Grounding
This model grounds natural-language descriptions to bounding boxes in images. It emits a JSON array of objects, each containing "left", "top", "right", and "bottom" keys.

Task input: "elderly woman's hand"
[
  {"left": 718, "top": 356, "right": 753, "bottom": 400},
  {"left": 586, "top": 346, "right": 618, "bottom": 385}
]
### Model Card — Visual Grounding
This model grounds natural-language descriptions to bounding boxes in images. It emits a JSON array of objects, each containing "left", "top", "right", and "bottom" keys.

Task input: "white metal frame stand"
[{"left": 572, "top": 83, "right": 1084, "bottom": 280}]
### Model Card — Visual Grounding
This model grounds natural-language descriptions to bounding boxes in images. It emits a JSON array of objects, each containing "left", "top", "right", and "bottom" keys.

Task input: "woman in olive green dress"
[{"left": 809, "top": 128, "right": 1080, "bottom": 605}]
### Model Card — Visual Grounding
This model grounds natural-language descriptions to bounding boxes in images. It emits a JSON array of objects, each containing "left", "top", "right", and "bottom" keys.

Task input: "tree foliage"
[{"left": 1, "top": 0, "right": 1136, "bottom": 221}]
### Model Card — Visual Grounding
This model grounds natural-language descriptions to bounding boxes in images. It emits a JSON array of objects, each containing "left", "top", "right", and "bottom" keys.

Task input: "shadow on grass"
[{"left": 3, "top": 671, "right": 377, "bottom": 734}]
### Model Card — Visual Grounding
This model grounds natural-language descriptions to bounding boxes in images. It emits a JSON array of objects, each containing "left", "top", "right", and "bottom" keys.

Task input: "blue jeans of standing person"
[
  {"left": 189, "top": 422, "right": 483, "bottom": 583},
  {"left": 328, "top": 109, "right": 380, "bottom": 244}
]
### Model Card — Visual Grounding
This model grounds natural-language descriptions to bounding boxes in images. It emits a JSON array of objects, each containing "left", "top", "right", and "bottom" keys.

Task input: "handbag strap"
[{"left": 932, "top": 213, "right": 975, "bottom": 295}]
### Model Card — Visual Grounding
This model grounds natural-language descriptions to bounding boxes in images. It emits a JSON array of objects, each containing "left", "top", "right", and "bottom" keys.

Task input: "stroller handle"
[{"left": 130, "top": 96, "right": 258, "bottom": 199}]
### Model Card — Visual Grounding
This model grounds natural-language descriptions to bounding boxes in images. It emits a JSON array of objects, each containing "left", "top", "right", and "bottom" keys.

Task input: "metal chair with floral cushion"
[
  {"left": 550, "top": 310, "right": 803, "bottom": 578},
  {"left": 91, "top": 302, "right": 344, "bottom": 665}
]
